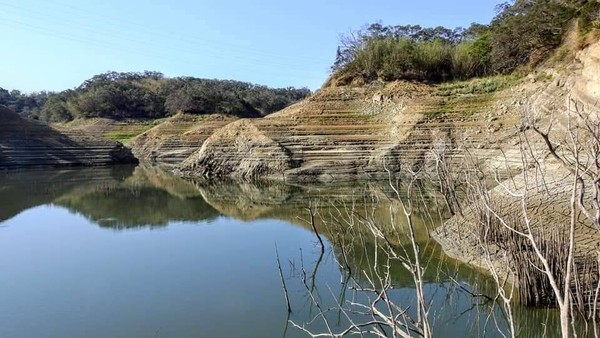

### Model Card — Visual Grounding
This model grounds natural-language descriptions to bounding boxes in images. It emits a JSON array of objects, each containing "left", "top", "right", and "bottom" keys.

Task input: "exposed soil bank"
[
  {"left": 175, "top": 119, "right": 297, "bottom": 180},
  {"left": 432, "top": 39, "right": 600, "bottom": 283},
  {"left": 0, "top": 106, "right": 137, "bottom": 169}
]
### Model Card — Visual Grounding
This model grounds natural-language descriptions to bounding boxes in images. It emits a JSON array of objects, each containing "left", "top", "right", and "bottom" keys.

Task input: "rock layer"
[
  {"left": 177, "top": 119, "right": 296, "bottom": 179},
  {"left": 130, "top": 113, "right": 236, "bottom": 165}
]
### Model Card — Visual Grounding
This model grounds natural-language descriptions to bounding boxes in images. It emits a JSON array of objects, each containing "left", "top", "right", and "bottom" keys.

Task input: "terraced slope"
[
  {"left": 0, "top": 106, "right": 137, "bottom": 169},
  {"left": 130, "top": 113, "right": 237, "bottom": 166},
  {"left": 54, "top": 118, "right": 161, "bottom": 145},
  {"left": 127, "top": 39, "right": 599, "bottom": 182},
  {"left": 167, "top": 78, "right": 527, "bottom": 181}
]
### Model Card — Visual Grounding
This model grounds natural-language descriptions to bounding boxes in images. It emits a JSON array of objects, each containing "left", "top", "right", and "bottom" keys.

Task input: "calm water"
[{"left": 0, "top": 166, "right": 564, "bottom": 337}]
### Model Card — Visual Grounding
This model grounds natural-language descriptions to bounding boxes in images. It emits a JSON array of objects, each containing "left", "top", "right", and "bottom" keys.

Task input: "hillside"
[
  {"left": 124, "top": 26, "right": 597, "bottom": 181},
  {"left": 127, "top": 68, "right": 541, "bottom": 181},
  {"left": 118, "top": 73, "right": 545, "bottom": 181},
  {"left": 434, "top": 38, "right": 600, "bottom": 279},
  {"left": 0, "top": 105, "right": 137, "bottom": 168}
]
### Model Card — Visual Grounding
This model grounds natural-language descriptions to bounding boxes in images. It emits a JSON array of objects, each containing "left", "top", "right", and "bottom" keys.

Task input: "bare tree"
[
  {"left": 281, "top": 98, "right": 600, "bottom": 337},
  {"left": 283, "top": 162, "right": 502, "bottom": 337},
  {"left": 448, "top": 99, "right": 600, "bottom": 337}
]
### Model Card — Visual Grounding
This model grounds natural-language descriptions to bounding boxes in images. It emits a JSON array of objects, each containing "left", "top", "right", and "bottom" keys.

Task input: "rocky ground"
[{"left": 130, "top": 77, "right": 526, "bottom": 181}]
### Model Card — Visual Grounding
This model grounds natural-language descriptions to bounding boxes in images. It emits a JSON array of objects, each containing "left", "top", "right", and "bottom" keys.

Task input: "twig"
[{"left": 275, "top": 244, "right": 292, "bottom": 314}]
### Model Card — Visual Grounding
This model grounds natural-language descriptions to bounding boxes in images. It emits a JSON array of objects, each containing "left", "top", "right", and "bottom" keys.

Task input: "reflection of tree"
[
  {"left": 0, "top": 165, "right": 134, "bottom": 222},
  {"left": 0, "top": 165, "right": 219, "bottom": 229},
  {"left": 56, "top": 186, "right": 218, "bottom": 229},
  {"left": 53, "top": 166, "right": 219, "bottom": 229}
]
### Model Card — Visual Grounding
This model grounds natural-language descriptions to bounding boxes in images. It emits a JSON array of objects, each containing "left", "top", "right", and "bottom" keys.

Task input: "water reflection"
[
  {"left": 0, "top": 165, "right": 574, "bottom": 337},
  {"left": 0, "top": 166, "right": 219, "bottom": 228},
  {"left": 0, "top": 165, "right": 133, "bottom": 222},
  {"left": 0, "top": 165, "right": 440, "bottom": 233}
]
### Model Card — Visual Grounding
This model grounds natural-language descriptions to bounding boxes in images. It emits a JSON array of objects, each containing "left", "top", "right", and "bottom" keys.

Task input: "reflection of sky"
[
  {"left": 0, "top": 206, "right": 324, "bottom": 337},
  {"left": 0, "top": 181, "right": 569, "bottom": 337}
]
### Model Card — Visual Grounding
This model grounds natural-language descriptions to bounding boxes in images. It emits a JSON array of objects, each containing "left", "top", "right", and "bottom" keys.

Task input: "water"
[{"left": 0, "top": 166, "right": 565, "bottom": 337}]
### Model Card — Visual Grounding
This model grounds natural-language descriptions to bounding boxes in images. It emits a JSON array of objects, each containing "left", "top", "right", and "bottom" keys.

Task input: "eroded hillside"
[
  {"left": 0, "top": 106, "right": 137, "bottom": 169},
  {"left": 124, "top": 73, "right": 520, "bottom": 180},
  {"left": 125, "top": 36, "right": 599, "bottom": 183}
]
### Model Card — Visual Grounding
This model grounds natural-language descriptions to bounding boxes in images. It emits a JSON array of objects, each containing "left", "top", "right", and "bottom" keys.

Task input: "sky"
[{"left": 0, "top": 0, "right": 501, "bottom": 93}]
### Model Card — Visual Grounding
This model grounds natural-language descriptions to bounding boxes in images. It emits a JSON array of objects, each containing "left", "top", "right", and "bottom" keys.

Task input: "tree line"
[
  {"left": 0, "top": 71, "right": 311, "bottom": 122},
  {"left": 331, "top": 0, "right": 600, "bottom": 84}
]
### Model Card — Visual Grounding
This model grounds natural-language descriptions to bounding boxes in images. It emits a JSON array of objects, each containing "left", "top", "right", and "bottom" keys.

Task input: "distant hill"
[{"left": 0, "top": 73, "right": 311, "bottom": 122}]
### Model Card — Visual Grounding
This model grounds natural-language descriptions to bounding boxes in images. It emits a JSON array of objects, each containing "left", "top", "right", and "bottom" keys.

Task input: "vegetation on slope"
[
  {"left": 331, "top": 0, "right": 600, "bottom": 85},
  {"left": 0, "top": 72, "right": 311, "bottom": 122}
]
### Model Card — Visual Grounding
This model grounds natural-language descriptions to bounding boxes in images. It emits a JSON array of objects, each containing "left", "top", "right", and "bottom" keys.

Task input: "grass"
[
  {"left": 437, "top": 74, "right": 519, "bottom": 96},
  {"left": 103, "top": 121, "right": 160, "bottom": 144},
  {"left": 423, "top": 109, "right": 446, "bottom": 118},
  {"left": 549, "top": 45, "right": 571, "bottom": 64},
  {"left": 424, "top": 90, "right": 499, "bottom": 119},
  {"left": 535, "top": 71, "right": 554, "bottom": 82}
]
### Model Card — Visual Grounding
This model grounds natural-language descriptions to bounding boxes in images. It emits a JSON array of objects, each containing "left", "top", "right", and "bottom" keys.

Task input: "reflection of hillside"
[
  {"left": 193, "top": 179, "right": 297, "bottom": 220},
  {"left": 196, "top": 179, "right": 438, "bottom": 245},
  {"left": 195, "top": 179, "right": 462, "bottom": 289},
  {"left": 126, "top": 165, "right": 204, "bottom": 199},
  {"left": 329, "top": 235, "right": 472, "bottom": 286},
  {"left": 195, "top": 180, "right": 383, "bottom": 221},
  {"left": 2, "top": 166, "right": 480, "bottom": 291},
  {"left": 2, "top": 166, "right": 445, "bottom": 240},
  {"left": 194, "top": 179, "right": 478, "bottom": 289}
]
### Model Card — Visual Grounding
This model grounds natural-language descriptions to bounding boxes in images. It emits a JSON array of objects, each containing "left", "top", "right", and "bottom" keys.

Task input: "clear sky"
[{"left": 0, "top": 0, "right": 501, "bottom": 93}]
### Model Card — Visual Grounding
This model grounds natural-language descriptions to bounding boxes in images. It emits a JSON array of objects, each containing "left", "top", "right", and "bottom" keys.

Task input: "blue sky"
[{"left": 0, "top": 0, "right": 501, "bottom": 92}]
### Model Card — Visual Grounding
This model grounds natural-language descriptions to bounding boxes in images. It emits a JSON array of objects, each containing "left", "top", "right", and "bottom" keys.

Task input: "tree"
[
  {"left": 489, "top": 0, "right": 579, "bottom": 72},
  {"left": 330, "top": 0, "right": 598, "bottom": 84},
  {"left": 2, "top": 71, "right": 310, "bottom": 121},
  {"left": 41, "top": 95, "right": 72, "bottom": 122}
]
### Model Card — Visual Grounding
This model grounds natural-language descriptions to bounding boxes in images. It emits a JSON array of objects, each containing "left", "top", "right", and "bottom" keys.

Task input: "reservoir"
[{"left": 0, "top": 166, "right": 563, "bottom": 337}]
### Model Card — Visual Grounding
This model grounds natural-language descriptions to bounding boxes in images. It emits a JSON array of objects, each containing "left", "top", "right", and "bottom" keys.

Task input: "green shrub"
[
  {"left": 412, "top": 39, "right": 453, "bottom": 80},
  {"left": 579, "top": 0, "right": 600, "bottom": 33},
  {"left": 332, "top": 0, "right": 596, "bottom": 84}
]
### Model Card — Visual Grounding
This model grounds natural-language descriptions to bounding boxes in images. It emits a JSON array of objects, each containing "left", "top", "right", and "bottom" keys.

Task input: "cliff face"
[
  {"left": 0, "top": 106, "right": 137, "bottom": 169},
  {"left": 574, "top": 41, "right": 600, "bottom": 108}
]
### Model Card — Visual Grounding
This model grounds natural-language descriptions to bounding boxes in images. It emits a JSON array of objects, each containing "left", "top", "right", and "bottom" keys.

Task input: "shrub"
[{"left": 331, "top": 0, "right": 597, "bottom": 84}]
